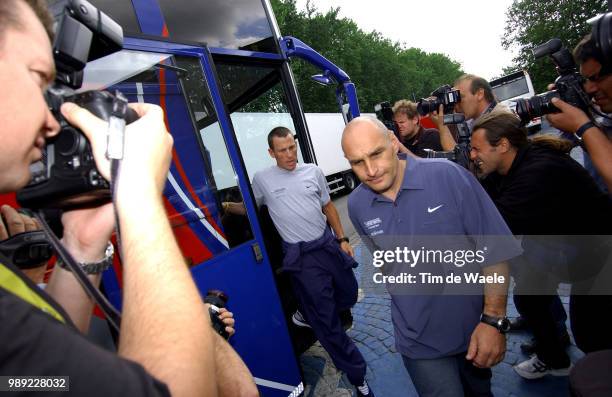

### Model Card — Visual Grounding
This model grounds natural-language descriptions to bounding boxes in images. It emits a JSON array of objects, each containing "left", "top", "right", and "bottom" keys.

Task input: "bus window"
[
  {"left": 157, "top": 0, "right": 278, "bottom": 53},
  {"left": 213, "top": 61, "right": 306, "bottom": 183},
  {"left": 82, "top": 50, "right": 255, "bottom": 257}
]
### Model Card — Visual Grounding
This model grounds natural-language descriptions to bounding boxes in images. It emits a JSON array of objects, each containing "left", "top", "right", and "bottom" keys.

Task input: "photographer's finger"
[
  {"left": 550, "top": 97, "right": 569, "bottom": 109},
  {"left": 60, "top": 103, "right": 108, "bottom": 137},
  {"left": 22, "top": 213, "right": 38, "bottom": 232},
  {"left": 0, "top": 206, "right": 9, "bottom": 241},
  {"left": 127, "top": 102, "right": 162, "bottom": 119},
  {"left": 1, "top": 205, "right": 25, "bottom": 236}
]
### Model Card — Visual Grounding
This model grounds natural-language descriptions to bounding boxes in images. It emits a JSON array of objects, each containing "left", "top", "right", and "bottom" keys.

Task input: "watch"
[
  {"left": 336, "top": 237, "right": 350, "bottom": 244},
  {"left": 480, "top": 313, "right": 511, "bottom": 334},
  {"left": 574, "top": 121, "right": 595, "bottom": 140},
  {"left": 56, "top": 242, "right": 115, "bottom": 275}
]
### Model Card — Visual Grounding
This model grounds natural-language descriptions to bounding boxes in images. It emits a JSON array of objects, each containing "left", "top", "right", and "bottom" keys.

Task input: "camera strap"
[{"left": 34, "top": 212, "right": 121, "bottom": 332}]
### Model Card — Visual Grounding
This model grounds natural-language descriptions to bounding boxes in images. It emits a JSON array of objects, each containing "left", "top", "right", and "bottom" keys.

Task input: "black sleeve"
[
  {"left": 0, "top": 290, "right": 171, "bottom": 397},
  {"left": 422, "top": 129, "right": 443, "bottom": 152}
]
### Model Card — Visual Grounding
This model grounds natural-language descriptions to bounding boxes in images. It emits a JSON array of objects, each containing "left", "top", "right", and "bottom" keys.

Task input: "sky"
[{"left": 294, "top": 0, "right": 517, "bottom": 80}]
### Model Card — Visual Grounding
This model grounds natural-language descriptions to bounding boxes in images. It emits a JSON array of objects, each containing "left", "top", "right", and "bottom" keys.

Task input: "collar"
[{"left": 505, "top": 144, "right": 530, "bottom": 178}]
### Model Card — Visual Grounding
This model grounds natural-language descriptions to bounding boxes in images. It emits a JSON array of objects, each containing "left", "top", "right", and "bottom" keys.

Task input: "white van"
[{"left": 489, "top": 70, "right": 542, "bottom": 132}]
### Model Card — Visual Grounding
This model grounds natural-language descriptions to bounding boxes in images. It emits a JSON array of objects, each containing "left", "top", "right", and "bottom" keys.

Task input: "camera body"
[
  {"left": 515, "top": 39, "right": 592, "bottom": 125},
  {"left": 374, "top": 101, "right": 398, "bottom": 135},
  {"left": 17, "top": 0, "right": 132, "bottom": 209},
  {"left": 417, "top": 85, "right": 461, "bottom": 117}
]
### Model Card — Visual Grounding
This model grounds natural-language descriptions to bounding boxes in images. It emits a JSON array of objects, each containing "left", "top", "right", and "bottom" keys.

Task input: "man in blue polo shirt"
[{"left": 342, "top": 117, "right": 522, "bottom": 397}]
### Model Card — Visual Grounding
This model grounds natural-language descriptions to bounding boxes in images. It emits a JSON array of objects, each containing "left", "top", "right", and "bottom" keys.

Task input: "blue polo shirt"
[{"left": 348, "top": 156, "right": 521, "bottom": 359}]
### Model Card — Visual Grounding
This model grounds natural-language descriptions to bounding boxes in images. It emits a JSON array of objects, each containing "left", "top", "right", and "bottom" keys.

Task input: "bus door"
[{"left": 81, "top": 39, "right": 303, "bottom": 397}]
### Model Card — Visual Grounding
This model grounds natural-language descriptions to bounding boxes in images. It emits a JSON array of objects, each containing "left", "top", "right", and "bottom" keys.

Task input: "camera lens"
[
  {"left": 515, "top": 90, "right": 560, "bottom": 125},
  {"left": 417, "top": 98, "right": 440, "bottom": 116}
]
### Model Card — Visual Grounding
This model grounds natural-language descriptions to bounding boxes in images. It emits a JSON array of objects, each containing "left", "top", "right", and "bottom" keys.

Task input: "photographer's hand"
[
  {"left": 60, "top": 102, "right": 221, "bottom": 396},
  {"left": 429, "top": 104, "right": 444, "bottom": 129},
  {"left": 217, "top": 308, "right": 236, "bottom": 337},
  {"left": 0, "top": 205, "right": 47, "bottom": 284},
  {"left": 546, "top": 97, "right": 590, "bottom": 134},
  {"left": 60, "top": 102, "right": 173, "bottom": 205},
  {"left": 432, "top": 104, "right": 458, "bottom": 151}
]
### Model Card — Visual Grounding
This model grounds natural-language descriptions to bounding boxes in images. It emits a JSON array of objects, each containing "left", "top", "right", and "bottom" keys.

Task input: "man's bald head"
[{"left": 341, "top": 116, "right": 391, "bottom": 152}]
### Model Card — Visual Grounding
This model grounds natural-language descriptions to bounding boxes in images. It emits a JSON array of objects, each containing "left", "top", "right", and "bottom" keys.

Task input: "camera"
[
  {"left": 374, "top": 101, "right": 398, "bottom": 136},
  {"left": 417, "top": 84, "right": 461, "bottom": 122},
  {"left": 515, "top": 39, "right": 592, "bottom": 126},
  {"left": 204, "top": 289, "right": 231, "bottom": 340},
  {"left": 16, "top": 0, "right": 137, "bottom": 210}
]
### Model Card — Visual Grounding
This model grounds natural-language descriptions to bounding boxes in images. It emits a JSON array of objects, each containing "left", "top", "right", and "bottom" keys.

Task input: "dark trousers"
[
  {"left": 514, "top": 294, "right": 571, "bottom": 367},
  {"left": 289, "top": 247, "right": 366, "bottom": 385},
  {"left": 402, "top": 353, "right": 492, "bottom": 397},
  {"left": 515, "top": 292, "right": 612, "bottom": 366}
]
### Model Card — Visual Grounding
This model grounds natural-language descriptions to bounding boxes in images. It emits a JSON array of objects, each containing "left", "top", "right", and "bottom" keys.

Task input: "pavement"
[{"left": 299, "top": 238, "right": 584, "bottom": 397}]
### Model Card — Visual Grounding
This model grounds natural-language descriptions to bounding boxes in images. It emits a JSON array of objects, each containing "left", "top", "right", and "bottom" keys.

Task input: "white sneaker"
[
  {"left": 292, "top": 310, "right": 311, "bottom": 328},
  {"left": 513, "top": 354, "right": 572, "bottom": 379}
]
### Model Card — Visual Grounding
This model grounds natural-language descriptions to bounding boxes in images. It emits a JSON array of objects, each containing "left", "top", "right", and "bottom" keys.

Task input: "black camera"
[
  {"left": 515, "top": 39, "right": 592, "bottom": 126},
  {"left": 417, "top": 85, "right": 461, "bottom": 121},
  {"left": 374, "top": 101, "right": 398, "bottom": 135},
  {"left": 17, "top": 0, "right": 136, "bottom": 210},
  {"left": 204, "top": 289, "right": 231, "bottom": 340}
]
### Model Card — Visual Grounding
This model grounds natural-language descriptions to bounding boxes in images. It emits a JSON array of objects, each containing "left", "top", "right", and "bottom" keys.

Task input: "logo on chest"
[{"left": 363, "top": 217, "right": 384, "bottom": 236}]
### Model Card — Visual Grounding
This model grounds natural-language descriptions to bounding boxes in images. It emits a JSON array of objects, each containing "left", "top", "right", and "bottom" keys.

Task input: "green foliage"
[
  {"left": 271, "top": 0, "right": 464, "bottom": 113},
  {"left": 502, "top": 0, "right": 607, "bottom": 93}
]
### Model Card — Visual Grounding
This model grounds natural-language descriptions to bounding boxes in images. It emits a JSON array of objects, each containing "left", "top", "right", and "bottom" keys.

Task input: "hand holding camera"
[
  {"left": 545, "top": 97, "right": 592, "bottom": 135},
  {"left": 60, "top": 102, "right": 174, "bottom": 208}
]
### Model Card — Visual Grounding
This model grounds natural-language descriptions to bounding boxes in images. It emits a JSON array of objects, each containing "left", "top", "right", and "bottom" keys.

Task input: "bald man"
[{"left": 342, "top": 117, "right": 521, "bottom": 397}]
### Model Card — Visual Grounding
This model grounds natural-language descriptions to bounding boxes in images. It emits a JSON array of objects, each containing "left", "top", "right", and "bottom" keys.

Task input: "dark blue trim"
[
  {"left": 280, "top": 36, "right": 350, "bottom": 82},
  {"left": 209, "top": 47, "right": 284, "bottom": 61},
  {"left": 280, "top": 36, "right": 360, "bottom": 119},
  {"left": 130, "top": 0, "right": 165, "bottom": 36},
  {"left": 198, "top": 48, "right": 273, "bottom": 259}
]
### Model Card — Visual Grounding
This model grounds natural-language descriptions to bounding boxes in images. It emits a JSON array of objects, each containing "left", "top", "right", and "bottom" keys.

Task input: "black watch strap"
[
  {"left": 480, "top": 313, "right": 511, "bottom": 334},
  {"left": 336, "top": 237, "right": 349, "bottom": 244},
  {"left": 575, "top": 121, "right": 595, "bottom": 140}
]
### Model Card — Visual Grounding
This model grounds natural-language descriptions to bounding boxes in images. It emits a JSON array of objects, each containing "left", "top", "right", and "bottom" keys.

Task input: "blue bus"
[{"left": 80, "top": 1, "right": 361, "bottom": 396}]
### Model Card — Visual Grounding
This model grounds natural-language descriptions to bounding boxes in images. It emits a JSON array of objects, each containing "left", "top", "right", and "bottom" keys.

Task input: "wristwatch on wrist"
[
  {"left": 574, "top": 121, "right": 595, "bottom": 140},
  {"left": 480, "top": 313, "right": 511, "bottom": 334},
  {"left": 336, "top": 237, "right": 350, "bottom": 244},
  {"left": 56, "top": 242, "right": 115, "bottom": 275}
]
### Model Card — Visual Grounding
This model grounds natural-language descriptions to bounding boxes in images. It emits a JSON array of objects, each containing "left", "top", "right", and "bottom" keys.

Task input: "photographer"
[
  {"left": 470, "top": 112, "right": 612, "bottom": 379},
  {"left": 391, "top": 99, "right": 443, "bottom": 157},
  {"left": 454, "top": 74, "right": 508, "bottom": 130},
  {"left": 0, "top": 1, "right": 257, "bottom": 396},
  {"left": 547, "top": 34, "right": 612, "bottom": 194}
]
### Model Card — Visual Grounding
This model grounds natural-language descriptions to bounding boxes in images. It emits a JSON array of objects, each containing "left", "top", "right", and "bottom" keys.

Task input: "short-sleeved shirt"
[
  {"left": 401, "top": 127, "right": 442, "bottom": 158},
  {"left": 0, "top": 258, "right": 170, "bottom": 396},
  {"left": 348, "top": 156, "right": 522, "bottom": 359},
  {"left": 252, "top": 163, "right": 331, "bottom": 243}
]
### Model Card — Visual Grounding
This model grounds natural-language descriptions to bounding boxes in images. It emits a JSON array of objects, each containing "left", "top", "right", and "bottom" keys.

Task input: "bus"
[
  {"left": 54, "top": 1, "right": 361, "bottom": 396},
  {"left": 489, "top": 70, "right": 542, "bottom": 132}
]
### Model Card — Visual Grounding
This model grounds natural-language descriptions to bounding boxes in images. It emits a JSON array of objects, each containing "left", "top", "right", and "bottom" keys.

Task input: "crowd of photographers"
[{"left": 373, "top": 21, "right": 611, "bottom": 395}]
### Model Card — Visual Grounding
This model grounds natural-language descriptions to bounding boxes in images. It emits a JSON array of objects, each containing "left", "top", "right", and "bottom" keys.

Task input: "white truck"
[{"left": 202, "top": 112, "right": 363, "bottom": 194}]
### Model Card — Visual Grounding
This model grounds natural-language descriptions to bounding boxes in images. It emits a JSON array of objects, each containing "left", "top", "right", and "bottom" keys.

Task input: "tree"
[
  {"left": 502, "top": 0, "right": 607, "bottom": 92},
  {"left": 271, "top": 0, "right": 464, "bottom": 113}
]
